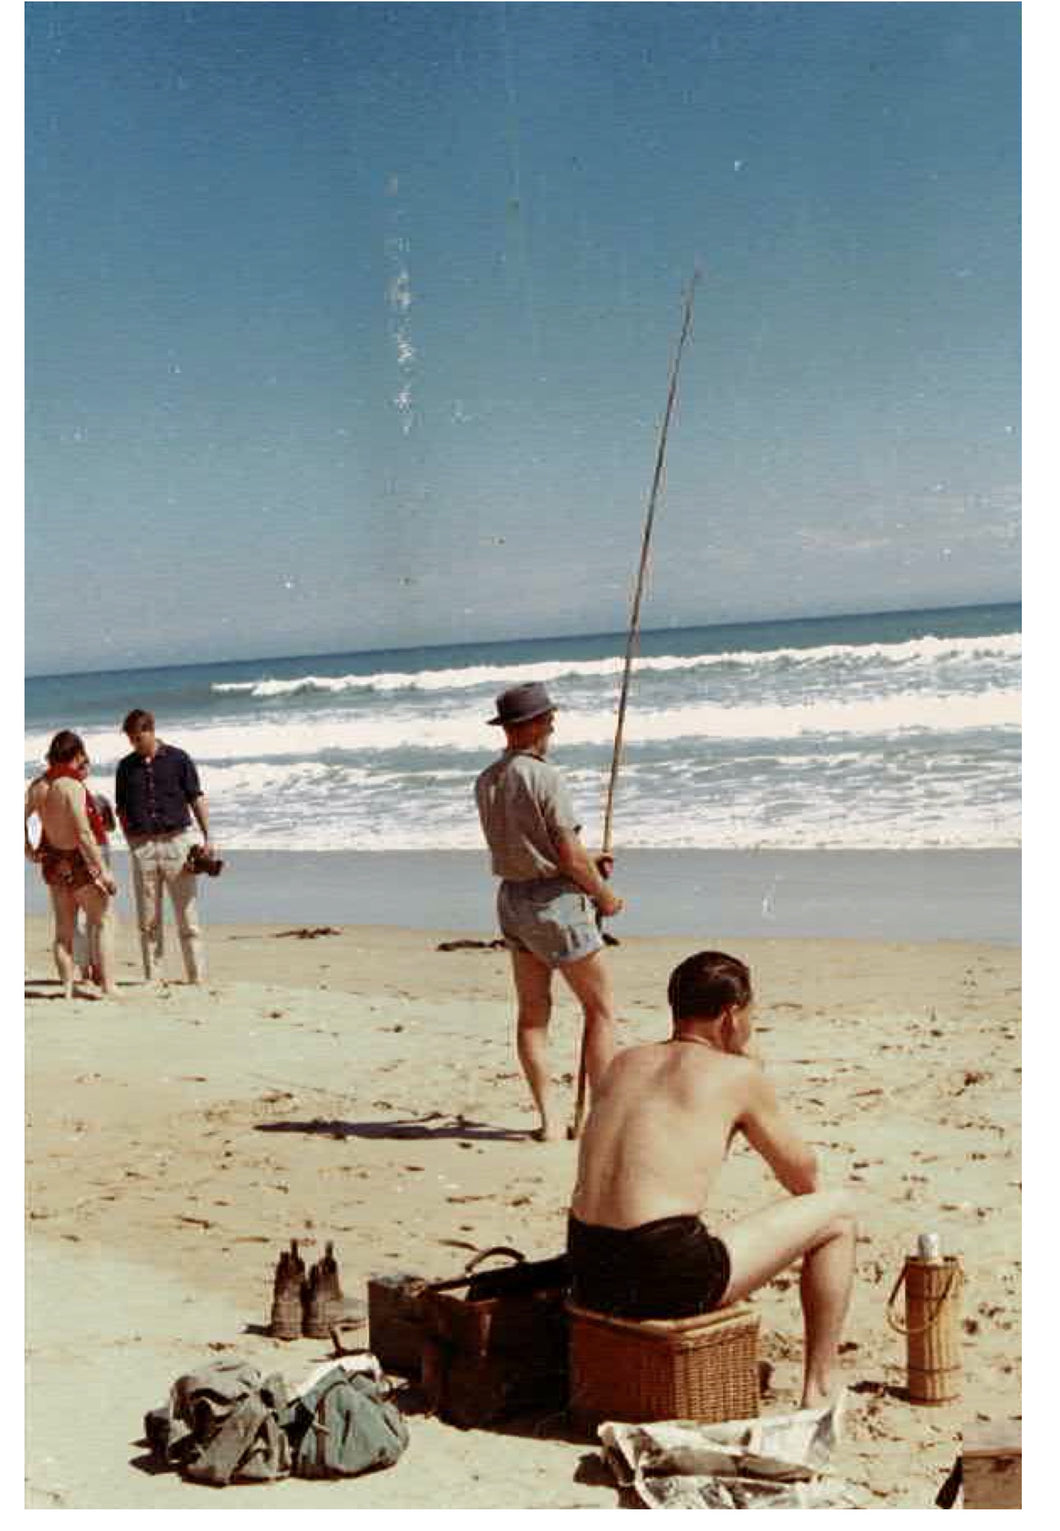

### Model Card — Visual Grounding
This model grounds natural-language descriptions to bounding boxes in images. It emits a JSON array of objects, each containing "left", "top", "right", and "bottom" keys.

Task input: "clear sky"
[{"left": 24, "top": 1, "right": 1021, "bottom": 676}]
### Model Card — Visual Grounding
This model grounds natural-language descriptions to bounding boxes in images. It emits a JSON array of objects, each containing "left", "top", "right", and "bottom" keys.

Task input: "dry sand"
[{"left": 25, "top": 916, "right": 1021, "bottom": 1509}]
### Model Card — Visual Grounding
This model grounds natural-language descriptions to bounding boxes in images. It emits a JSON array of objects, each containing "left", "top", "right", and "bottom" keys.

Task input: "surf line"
[{"left": 571, "top": 267, "right": 701, "bottom": 1139}]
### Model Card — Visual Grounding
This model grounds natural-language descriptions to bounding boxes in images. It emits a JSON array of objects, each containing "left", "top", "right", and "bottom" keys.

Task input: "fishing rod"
[
  {"left": 601, "top": 267, "right": 700, "bottom": 857},
  {"left": 570, "top": 267, "right": 701, "bottom": 1140}
]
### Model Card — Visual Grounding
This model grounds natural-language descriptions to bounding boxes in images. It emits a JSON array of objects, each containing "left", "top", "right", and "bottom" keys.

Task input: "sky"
[{"left": 23, "top": 1, "right": 1021, "bottom": 676}]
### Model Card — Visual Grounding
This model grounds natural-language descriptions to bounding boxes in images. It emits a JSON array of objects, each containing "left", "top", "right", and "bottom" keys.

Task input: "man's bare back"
[
  {"left": 39, "top": 777, "right": 89, "bottom": 852},
  {"left": 571, "top": 1040, "right": 758, "bottom": 1228},
  {"left": 571, "top": 1024, "right": 822, "bottom": 1230}
]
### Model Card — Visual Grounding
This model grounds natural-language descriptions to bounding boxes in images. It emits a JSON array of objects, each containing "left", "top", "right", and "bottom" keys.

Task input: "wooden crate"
[{"left": 962, "top": 1422, "right": 1021, "bottom": 1509}]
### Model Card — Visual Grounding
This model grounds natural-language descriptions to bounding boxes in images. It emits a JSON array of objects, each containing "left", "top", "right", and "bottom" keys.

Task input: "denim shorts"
[{"left": 497, "top": 876, "right": 604, "bottom": 967}]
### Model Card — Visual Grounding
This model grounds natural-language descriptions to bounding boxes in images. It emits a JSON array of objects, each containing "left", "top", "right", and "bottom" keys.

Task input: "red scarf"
[{"left": 45, "top": 764, "right": 108, "bottom": 846}]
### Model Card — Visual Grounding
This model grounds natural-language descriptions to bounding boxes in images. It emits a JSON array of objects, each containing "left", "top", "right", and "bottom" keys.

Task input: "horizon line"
[{"left": 25, "top": 595, "right": 1021, "bottom": 685}]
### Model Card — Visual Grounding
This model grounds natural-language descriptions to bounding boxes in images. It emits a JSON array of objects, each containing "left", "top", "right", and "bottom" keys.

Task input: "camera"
[{"left": 186, "top": 844, "right": 224, "bottom": 877}]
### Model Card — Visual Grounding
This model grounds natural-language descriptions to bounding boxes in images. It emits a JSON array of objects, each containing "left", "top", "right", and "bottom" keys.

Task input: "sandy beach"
[{"left": 24, "top": 909, "right": 1021, "bottom": 1509}]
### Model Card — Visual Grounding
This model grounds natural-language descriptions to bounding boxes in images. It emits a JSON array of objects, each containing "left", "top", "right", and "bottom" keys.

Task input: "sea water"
[{"left": 26, "top": 602, "right": 1020, "bottom": 855}]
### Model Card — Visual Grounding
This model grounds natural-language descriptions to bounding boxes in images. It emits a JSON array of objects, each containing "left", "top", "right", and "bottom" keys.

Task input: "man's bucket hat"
[{"left": 488, "top": 681, "right": 556, "bottom": 727}]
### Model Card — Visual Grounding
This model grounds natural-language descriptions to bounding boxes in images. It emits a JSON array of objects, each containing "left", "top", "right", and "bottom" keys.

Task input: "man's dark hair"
[
  {"left": 667, "top": 950, "right": 753, "bottom": 1022},
  {"left": 122, "top": 708, "right": 155, "bottom": 736},
  {"left": 46, "top": 730, "right": 85, "bottom": 766}
]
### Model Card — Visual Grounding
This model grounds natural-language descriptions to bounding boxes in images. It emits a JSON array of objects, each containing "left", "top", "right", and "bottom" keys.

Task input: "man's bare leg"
[
  {"left": 557, "top": 948, "right": 617, "bottom": 1097},
  {"left": 719, "top": 1189, "right": 857, "bottom": 1409},
  {"left": 77, "top": 886, "right": 118, "bottom": 998},
  {"left": 50, "top": 887, "right": 77, "bottom": 998},
  {"left": 510, "top": 949, "right": 560, "bottom": 1140}
]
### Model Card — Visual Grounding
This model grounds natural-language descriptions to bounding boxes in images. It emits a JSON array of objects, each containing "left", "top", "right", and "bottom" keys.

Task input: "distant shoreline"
[{"left": 25, "top": 846, "right": 1020, "bottom": 946}]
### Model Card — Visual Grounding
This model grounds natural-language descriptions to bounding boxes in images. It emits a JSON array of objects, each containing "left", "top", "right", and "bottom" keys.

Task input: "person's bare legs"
[
  {"left": 73, "top": 909, "right": 93, "bottom": 982},
  {"left": 719, "top": 1189, "right": 857, "bottom": 1409},
  {"left": 49, "top": 886, "right": 77, "bottom": 998},
  {"left": 557, "top": 948, "right": 616, "bottom": 1096},
  {"left": 76, "top": 885, "right": 117, "bottom": 998},
  {"left": 510, "top": 948, "right": 559, "bottom": 1140}
]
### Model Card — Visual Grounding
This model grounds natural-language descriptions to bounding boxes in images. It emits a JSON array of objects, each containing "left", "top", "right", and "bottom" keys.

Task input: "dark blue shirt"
[{"left": 115, "top": 743, "right": 202, "bottom": 837}]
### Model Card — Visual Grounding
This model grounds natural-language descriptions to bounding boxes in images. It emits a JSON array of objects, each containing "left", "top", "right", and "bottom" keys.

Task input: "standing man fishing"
[{"left": 475, "top": 682, "right": 624, "bottom": 1142}]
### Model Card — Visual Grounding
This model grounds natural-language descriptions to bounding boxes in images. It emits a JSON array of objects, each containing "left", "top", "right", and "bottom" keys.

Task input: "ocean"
[{"left": 25, "top": 602, "right": 1020, "bottom": 856}]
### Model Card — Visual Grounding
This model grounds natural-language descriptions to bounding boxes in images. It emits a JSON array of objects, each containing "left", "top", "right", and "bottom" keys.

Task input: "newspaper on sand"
[{"left": 599, "top": 1391, "right": 867, "bottom": 1509}]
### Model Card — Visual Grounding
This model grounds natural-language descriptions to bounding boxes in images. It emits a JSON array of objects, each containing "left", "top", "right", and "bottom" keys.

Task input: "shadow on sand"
[
  {"left": 24, "top": 977, "right": 138, "bottom": 1002},
  {"left": 851, "top": 1377, "right": 910, "bottom": 1403},
  {"left": 255, "top": 1112, "right": 528, "bottom": 1143}
]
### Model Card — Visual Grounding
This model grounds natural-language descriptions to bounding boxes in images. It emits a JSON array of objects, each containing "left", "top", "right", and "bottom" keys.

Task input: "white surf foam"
[
  {"left": 27, "top": 684, "right": 1020, "bottom": 770},
  {"left": 208, "top": 630, "right": 1021, "bottom": 700}
]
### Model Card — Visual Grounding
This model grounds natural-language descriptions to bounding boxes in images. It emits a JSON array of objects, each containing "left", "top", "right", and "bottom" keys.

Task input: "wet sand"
[{"left": 25, "top": 846, "right": 1022, "bottom": 943}]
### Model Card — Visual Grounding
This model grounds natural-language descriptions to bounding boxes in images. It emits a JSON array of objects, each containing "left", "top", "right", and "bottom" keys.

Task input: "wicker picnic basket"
[{"left": 567, "top": 1300, "right": 760, "bottom": 1433}]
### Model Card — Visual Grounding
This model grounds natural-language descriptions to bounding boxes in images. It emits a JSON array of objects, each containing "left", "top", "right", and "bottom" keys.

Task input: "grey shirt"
[{"left": 475, "top": 749, "right": 579, "bottom": 881}]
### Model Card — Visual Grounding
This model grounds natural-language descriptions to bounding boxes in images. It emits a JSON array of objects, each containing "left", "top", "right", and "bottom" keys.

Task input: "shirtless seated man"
[{"left": 568, "top": 949, "right": 857, "bottom": 1411}]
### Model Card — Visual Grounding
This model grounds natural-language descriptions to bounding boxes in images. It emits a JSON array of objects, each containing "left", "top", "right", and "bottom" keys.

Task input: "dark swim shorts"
[
  {"left": 567, "top": 1212, "right": 732, "bottom": 1319},
  {"left": 40, "top": 845, "right": 95, "bottom": 891}
]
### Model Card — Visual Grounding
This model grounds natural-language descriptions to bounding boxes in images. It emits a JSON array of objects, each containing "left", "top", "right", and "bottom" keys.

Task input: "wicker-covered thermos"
[{"left": 887, "top": 1238, "right": 964, "bottom": 1405}]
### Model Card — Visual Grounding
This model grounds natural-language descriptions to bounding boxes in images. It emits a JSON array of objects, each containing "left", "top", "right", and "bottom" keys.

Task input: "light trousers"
[{"left": 127, "top": 828, "right": 206, "bottom": 983}]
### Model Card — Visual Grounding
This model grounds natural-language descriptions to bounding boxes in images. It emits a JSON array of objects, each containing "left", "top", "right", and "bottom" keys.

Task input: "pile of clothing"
[{"left": 144, "top": 1354, "right": 408, "bottom": 1488}]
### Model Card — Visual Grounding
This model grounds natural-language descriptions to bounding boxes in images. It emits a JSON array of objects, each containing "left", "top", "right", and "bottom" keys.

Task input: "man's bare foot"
[
  {"left": 799, "top": 1382, "right": 847, "bottom": 1424},
  {"left": 532, "top": 1123, "right": 563, "bottom": 1143}
]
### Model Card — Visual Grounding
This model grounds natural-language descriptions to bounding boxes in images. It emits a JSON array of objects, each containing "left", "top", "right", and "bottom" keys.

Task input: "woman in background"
[
  {"left": 71, "top": 755, "right": 116, "bottom": 984},
  {"left": 25, "top": 730, "right": 118, "bottom": 998}
]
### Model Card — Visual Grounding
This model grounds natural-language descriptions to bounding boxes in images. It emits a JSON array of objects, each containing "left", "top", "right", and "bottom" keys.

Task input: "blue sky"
[{"left": 24, "top": 1, "right": 1021, "bottom": 675}]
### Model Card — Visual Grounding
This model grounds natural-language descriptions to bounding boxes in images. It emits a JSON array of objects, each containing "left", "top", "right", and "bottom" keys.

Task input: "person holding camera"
[{"left": 115, "top": 708, "right": 218, "bottom": 986}]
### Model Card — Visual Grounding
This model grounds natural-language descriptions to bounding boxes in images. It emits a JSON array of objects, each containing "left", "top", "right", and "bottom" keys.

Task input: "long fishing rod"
[
  {"left": 602, "top": 267, "right": 700, "bottom": 856},
  {"left": 570, "top": 268, "right": 701, "bottom": 1140}
]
